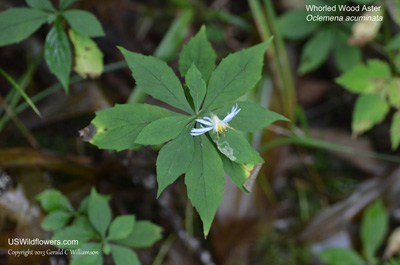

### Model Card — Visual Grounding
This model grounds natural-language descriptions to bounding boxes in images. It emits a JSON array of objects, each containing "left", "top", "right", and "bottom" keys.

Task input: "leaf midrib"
[
  {"left": 138, "top": 62, "right": 192, "bottom": 114},
  {"left": 205, "top": 53, "right": 256, "bottom": 109}
]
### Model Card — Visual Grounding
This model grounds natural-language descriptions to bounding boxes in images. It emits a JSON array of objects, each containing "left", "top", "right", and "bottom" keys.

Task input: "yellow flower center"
[{"left": 211, "top": 114, "right": 231, "bottom": 137}]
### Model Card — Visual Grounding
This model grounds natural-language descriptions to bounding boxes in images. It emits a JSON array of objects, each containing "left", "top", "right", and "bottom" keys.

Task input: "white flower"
[{"left": 191, "top": 104, "right": 241, "bottom": 136}]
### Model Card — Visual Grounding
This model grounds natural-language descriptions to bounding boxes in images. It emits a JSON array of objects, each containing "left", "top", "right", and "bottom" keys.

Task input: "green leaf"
[
  {"left": 221, "top": 155, "right": 249, "bottom": 193},
  {"left": 108, "top": 215, "right": 136, "bottom": 241},
  {"left": 44, "top": 18, "right": 71, "bottom": 92},
  {"left": 202, "top": 40, "right": 271, "bottom": 110},
  {"left": 388, "top": 78, "right": 400, "bottom": 109},
  {"left": 185, "top": 135, "right": 225, "bottom": 236},
  {"left": 299, "top": 28, "right": 333, "bottom": 74},
  {"left": 68, "top": 29, "right": 104, "bottom": 78},
  {"left": 336, "top": 60, "right": 391, "bottom": 94},
  {"left": 52, "top": 225, "right": 94, "bottom": 249},
  {"left": 88, "top": 188, "right": 112, "bottom": 237},
  {"left": 210, "top": 130, "right": 264, "bottom": 164},
  {"left": 387, "top": 34, "right": 400, "bottom": 51},
  {"left": 361, "top": 200, "right": 388, "bottom": 261},
  {"left": 179, "top": 25, "right": 216, "bottom": 82},
  {"left": 185, "top": 64, "right": 207, "bottom": 113},
  {"left": 156, "top": 125, "right": 195, "bottom": 197},
  {"left": 213, "top": 101, "right": 289, "bottom": 132},
  {"left": 36, "top": 189, "right": 73, "bottom": 212},
  {"left": 333, "top": 30, "right": 362, "bottom": 72},
  {"left": 25, "top": 0, "right": 56, "bottom": 12},
  {"left": 70, "top": 243, "right": 103, "bottom": 265},
  {"left": 114, "top": 221, "right": 162, "bottom": 248},
  {"left": 72, "top": 215, "right": 98, "bottom": 239},
  {"left": 41, "top": 211, "right": 72, "bottom": 231},
  {"left": 62, "top": 10, "right": 104, "bottom": 37},
  {"left": 319, "top": 248, "right": 363, "bottom": 265},
  {"left": 278, "top": 10, "right": 320, "bottom": 40},
  {"left": 119, "top": 47, "right": 193, "bottom": 114},
  {"left": 135, "top": 115, "right": 192, "bottom": 145},
  {"left": 59, "top": 0, "right": 80, "bottom": 10},
  {"left": 391, "top": 112, "right": 400, "bottom": 150},
  {"left": 111, "top": 245, "right": 140, "bottom": 265},
  {"left": 78, "top": 197, "right": 89, "bottom": 213},
  {"left": 352, "top": 94, "right": 389, "bottom": 135},
  {"left": 90, "top": 103, "right": 177, "bottom": 151},
  {"left": 0, "top": 8, "right": 48, "bottom": 47},
  {"left": 103, "top": 243, "right": 111, "bottom": 255}
]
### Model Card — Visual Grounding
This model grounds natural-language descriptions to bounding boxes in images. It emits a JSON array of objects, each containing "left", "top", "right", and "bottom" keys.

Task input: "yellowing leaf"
[
  {"left": 349, "top": 10, "right": 383, "bottom": 46},
  {"left": 384, "top": 226, "right": 400, "bottom": 258},
  {"left": 68, "top": 29, "right": 103, "bottom": 79}
]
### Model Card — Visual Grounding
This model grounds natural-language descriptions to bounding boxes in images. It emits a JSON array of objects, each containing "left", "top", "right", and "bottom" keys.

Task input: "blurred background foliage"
[{"left": 1, "top": 0, "right": 400, "bottom": 264}]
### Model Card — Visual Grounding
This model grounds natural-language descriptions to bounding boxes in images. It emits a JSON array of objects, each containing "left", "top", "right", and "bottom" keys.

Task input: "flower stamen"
[{"left": 190, "top": 104, "right": 241, "bottom": 137}]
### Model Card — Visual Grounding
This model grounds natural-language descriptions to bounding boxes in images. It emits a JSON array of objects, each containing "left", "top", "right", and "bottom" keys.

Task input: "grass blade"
[{"left": 0, "top": 67, "right": 41, "bottom": 117}]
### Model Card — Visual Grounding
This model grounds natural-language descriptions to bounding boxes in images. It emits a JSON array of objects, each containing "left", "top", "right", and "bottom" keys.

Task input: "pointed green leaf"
[
  {"left": 389, "top": 78, "right": 400, "bottom": 109},
  {"left": 26, "top": 0, "right": 56, "bottom": 12},
  {"left": 111, "top": 245, "right": 140, "bottom": 265},
  {"left": 278, "top": 10, "right": 320, "bottom": 40},
  {"left": 114, "top": 221, "right": 162, "bottom": 248},
  {"left": 179, "top": 26, "right": 216, "bottom": 82},
  {"left": 336, "top": 60, "right": 391, "bottom": 94},
  {"left": 361, "top": 200, "right": 388, "bottom": 260},
  {"left": 62, "top": 10, "right": 104, "bottom": 37},
  {"left": 68, "top": 29, "right": 104, "bottom": 78},
  {"left": 319, "top": 248, "right": 363, "bottom": 265},
  {"left": 156, "top": 125, "right": 195, "bottom": 197},
  {"left": 90, "top": 103, "right": 177, "bottom": 151},
  {"left": 135, "top": 115, "right": 193, "bottom": 145},
  {"left": 44, "top": 18, "right": 71, "bottom": 92},
  {"left": 41, "top": 211, "right": 72, "bottom": 231},
  {"left": 36, "top": 189, "right": 73, "bottom": 212},
  {"left": 210, "top": 130, "right": 263, "bottom": 164},
  {"left": 70, "top": 243, "right": 103, "bottom": 265},
  {"left": 0, "top": 8, "right": 48, "bottom": 47},
  {"left": 119, "top": 47, "right": 193, "bottom": 114},
  {"left": 352, "top": 94, "right": 389, "bottom": 135},
  {"left": 59, "top": 0, "right": 79, "bottom": 10},
  {"left": 203, "top": 40, "right": 271, "bottom": 110},
  {"left": 213, "top": 101, "right": 289, "bottom": 132},
  {"left": 391, "top": 112, "right": 400, "bottom": 150},
  {"left": 185, "top": 64, "right": 207, "bottom": 113},
  {"left": 299, "top": 28, "right": 333, "bottom": 74},
  {"left": 333, "top": 30, "right": 362, "bottom": 72},
  {"left": 88, "top": 188, "right": 112, "bottom": 237},
  {"left": 185, "top": 135, "right": 225, "bottom": 236},
  {"left": 108, "top": 215, "right": 136, "bottom": 241}
]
